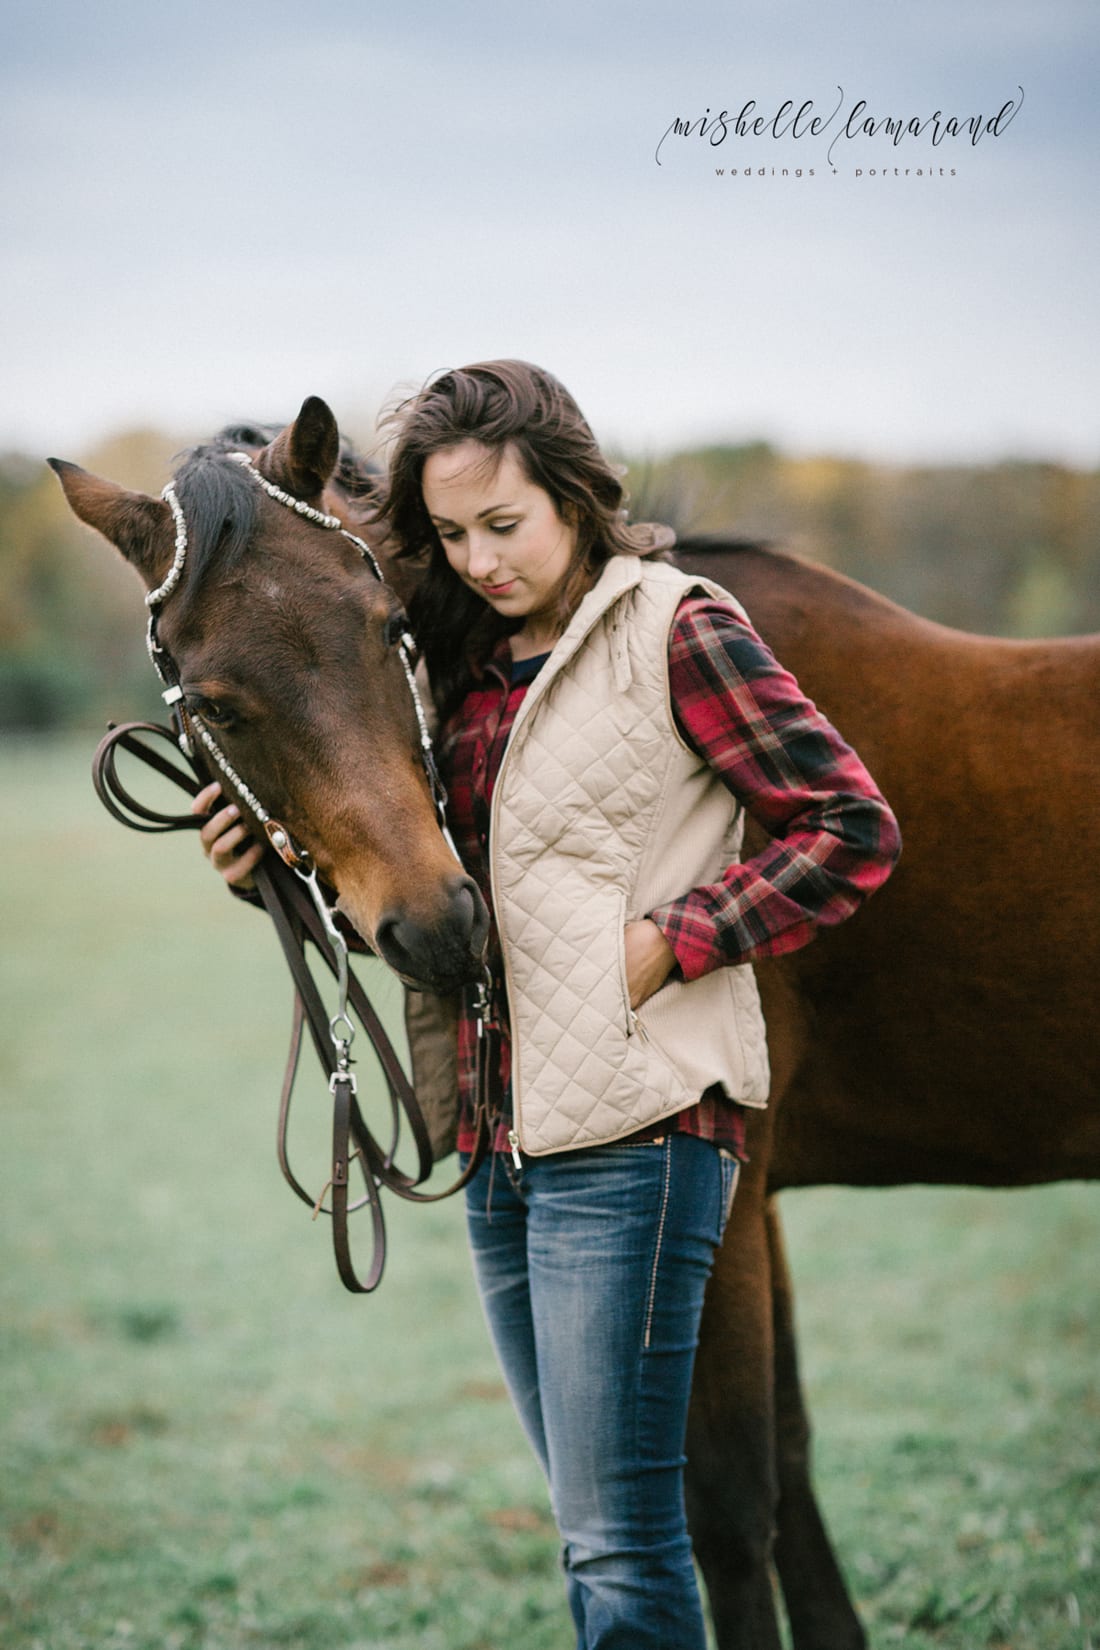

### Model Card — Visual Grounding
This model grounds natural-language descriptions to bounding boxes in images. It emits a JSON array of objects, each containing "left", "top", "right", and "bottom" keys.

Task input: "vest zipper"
[
  {"left": 616, "top": 888, "right": 647, "bottom": 1041},
  {"left": 487, "top": 574, "right": 644, "bottom": 1155},
  {"left": 489, "top": 698, "right": 524, "bottom": 1152}
]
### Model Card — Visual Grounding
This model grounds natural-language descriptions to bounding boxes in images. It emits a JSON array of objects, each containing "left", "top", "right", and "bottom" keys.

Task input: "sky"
[{"left": 2, "top": 0, "right": 1097, "bottom": 468}]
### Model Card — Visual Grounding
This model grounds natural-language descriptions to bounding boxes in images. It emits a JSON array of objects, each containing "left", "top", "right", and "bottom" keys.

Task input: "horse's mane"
[
  {"left": 675, "top": 531, "right": 896, "bottom": 609},
  {"left": 673, "top": 530, "right": 964, "bottom": 649}
]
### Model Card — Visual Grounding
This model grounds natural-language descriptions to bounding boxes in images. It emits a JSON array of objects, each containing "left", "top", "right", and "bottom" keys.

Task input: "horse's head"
[{"left": 50, "top": 397, "right": 489, "bottom": 993}]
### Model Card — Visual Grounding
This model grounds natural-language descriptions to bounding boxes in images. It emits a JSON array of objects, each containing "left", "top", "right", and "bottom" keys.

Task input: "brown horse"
[
  {"left": 674, "top": 538, "right": 1100, "bottom": 1649},
  {"left": 53, "top": 401, "right": 1100, "bottom": 1649},
  {"left": 49, "top": 399, "right": 488, "bottom": 992},
  {"left": 329, "top": 457, "right": 1100, "bottom": 1647}
]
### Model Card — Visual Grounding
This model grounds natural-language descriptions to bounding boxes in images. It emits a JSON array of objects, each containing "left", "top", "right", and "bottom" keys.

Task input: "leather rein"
[{"left": 91, "top": 455, "right": 491, "bottom": 1294}]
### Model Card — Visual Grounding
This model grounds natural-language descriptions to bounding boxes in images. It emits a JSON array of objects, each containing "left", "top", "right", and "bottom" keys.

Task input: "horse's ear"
[
  {"left": 260, "top": 396, "right": 339, "bottom": 501},
  {"left": 47, "top": 459, "right": 173, "bottom": 590}
]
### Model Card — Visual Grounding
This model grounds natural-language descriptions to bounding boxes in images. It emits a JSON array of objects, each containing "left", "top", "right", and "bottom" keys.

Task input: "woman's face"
[{"left": 422, "top": 441, "right": 579, "bottom": 644}]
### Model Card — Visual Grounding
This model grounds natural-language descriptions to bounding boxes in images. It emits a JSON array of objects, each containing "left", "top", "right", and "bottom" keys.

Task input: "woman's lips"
[{"left": 480, "top": 579, "right": 516, "bottom": 596}]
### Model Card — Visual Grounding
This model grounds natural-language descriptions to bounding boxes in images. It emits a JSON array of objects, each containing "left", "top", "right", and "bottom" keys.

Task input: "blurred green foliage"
[
  {"left": 0, "top": 432, "right": 176, "bottom": 731},
  {"left": 2, "top": 429, "right": 1098, "bottom": 730},
  {"left": 629, "top": 442, "right": 1100, "bottom": 638}
]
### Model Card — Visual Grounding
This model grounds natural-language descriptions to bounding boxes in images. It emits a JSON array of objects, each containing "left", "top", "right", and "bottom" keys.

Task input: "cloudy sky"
[{"left": 2, "top": 1, "right": 1097, "bottom": 466}]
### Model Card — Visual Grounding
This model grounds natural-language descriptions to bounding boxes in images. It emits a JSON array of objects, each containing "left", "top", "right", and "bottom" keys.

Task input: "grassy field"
[{"left": 2, "top": 736, "right": 1097, "bottom": 1650}]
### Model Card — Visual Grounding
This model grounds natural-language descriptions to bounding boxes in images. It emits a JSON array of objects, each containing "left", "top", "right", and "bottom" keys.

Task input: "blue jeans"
[{"left": 462, "top": 1134, "right": 739, "bottom": 1650}]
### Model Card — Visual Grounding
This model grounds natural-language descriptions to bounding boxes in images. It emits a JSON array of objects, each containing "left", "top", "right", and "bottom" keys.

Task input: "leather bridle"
[{"left": 91, "top": 453, "right": 492, "bottom": 1294}]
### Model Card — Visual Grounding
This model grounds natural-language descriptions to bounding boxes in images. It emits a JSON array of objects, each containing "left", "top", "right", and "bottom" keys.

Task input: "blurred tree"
[
  {"left": 631, "top": 447, "right": 1099, "bottom": 641},
  {"left": 0, "top": 432, "right": 177, "bottom": 731},
  {"left": 2, "top": 430, "right": 1097, "bottom": 732}
]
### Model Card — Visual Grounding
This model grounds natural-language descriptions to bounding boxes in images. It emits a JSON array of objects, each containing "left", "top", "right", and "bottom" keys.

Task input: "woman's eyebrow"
[{"left": 429, "top": 501, "right": 520, "bottom": 524}]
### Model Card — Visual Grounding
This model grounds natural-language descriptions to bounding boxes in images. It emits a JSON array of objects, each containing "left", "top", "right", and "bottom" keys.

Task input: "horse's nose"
[{"left": 374, "top": 875, "right": 489, "bottom": 990}]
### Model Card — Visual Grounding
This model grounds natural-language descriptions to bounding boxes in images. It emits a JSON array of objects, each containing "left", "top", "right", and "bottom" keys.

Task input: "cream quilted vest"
[{"left": 486, "top": 553, "right": 770, "bottom": 1156}]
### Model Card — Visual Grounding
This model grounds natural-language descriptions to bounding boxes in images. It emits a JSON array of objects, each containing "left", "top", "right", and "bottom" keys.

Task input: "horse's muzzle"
[{"left": 373, "top": 874, "right": 489, "bottom": 993}]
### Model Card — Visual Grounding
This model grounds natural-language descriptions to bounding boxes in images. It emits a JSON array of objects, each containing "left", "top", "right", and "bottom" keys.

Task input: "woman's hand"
[
  {"left": 191, "top": 781, "right": 265, "bottom": 890},
  {"left": 623, "top": 919, "right": 677, "bottom": 1010}
]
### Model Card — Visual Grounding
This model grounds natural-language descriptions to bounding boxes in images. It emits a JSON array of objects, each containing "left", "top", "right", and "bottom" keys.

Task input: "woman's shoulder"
[{"left": 630, "top": 558, "right": 754, "bottom": 631}]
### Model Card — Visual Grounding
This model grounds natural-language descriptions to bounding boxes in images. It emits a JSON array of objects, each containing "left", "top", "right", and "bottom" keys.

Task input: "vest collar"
[
  {"left": 564, "top": 552, "right": 645, "bottom": 634},
  {"left": 501, "top": 556, "right": 644, "bottom": 747}
]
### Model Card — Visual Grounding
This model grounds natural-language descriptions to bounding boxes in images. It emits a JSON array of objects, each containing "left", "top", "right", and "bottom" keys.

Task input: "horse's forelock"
[{"left": 171, "top": 446, "right": 260, "bottom": 591}]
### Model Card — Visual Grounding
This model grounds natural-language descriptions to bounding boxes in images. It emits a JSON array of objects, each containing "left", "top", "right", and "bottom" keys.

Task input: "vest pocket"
[
  {"left": 617, "top": 893, "right": 655, "bottom": 1045},
  {"left": 614, "top": 889, "right": 635, "bottom": 1039}
]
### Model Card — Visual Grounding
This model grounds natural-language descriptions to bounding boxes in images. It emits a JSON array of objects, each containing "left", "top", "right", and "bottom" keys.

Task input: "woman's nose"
[{"left": 466, "top": 533, "right": 499, "bottom": 579}]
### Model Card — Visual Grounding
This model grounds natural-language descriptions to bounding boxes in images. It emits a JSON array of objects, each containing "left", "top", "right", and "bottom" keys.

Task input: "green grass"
[{"left": 2, "top": 737, "right": 1098, "bottom": 1649}]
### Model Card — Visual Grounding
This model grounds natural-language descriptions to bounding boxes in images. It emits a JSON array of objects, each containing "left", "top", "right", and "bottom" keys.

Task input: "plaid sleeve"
[{"left": 647, "top": 596, "right": 901, "bottom": 981}]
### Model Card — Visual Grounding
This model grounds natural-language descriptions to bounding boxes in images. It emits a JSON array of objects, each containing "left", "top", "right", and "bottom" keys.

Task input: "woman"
[{"left": 198, "top": 360, "right": 900, "bottom": 1649}]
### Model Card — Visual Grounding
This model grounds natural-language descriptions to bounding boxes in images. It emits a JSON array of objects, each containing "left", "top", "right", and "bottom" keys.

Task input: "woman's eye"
[{"left": 436, "top": 521, "right": 516, "bottom": 541}]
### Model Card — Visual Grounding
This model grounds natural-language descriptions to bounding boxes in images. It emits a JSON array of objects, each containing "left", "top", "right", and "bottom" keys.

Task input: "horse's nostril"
[
  {"left": 373, "top": 911, "right": 426, "bottom": 979},
  {"left": 453, "top": 877, "right": 490, "bottom": 960},
  {"left": 374, "top": 877, "right": 489, "bottom": 988},
  {"left": 462, "top": 879, "right": 490, "bottom": 960}
]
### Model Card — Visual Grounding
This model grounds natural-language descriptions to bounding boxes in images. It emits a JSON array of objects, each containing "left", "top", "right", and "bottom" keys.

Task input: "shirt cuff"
[{"left": 646, "top": 896, "right": 723, "bottom": 983}]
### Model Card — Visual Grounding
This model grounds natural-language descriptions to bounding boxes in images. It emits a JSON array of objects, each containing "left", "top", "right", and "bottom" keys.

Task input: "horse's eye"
[
  {"left": 382, "top": 609, "right": 412, "bottom": 650},
  {"left": 188, "top": 695, "right": 235, "bottom": 729}
]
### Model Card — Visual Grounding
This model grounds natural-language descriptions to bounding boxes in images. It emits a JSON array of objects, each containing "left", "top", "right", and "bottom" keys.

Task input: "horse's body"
[
  {"left": 54, "top": 410, "right": 1099, "bottom": 1650},
  {"left": 675, "top": 538, "right": 1100, "bottom": 1649}
]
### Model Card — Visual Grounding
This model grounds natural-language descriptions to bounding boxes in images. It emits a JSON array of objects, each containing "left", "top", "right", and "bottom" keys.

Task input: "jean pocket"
[{"left": 717, "top": 1150, "right": 741, "bottom": 1241}]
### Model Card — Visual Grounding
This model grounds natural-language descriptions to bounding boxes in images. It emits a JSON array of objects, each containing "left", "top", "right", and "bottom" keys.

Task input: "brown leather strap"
[{"left": 92, "top": 719, "right": 489, "bottom": 1294}]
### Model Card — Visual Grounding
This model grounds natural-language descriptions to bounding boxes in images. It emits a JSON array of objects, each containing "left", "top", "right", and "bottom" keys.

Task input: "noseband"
[{"left": 93, "top": 452, "right": 492, "bottom": 1294}]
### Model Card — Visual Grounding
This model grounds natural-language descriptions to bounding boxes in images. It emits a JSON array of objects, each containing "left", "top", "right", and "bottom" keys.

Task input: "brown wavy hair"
[{"left": 377, "top": 359, "right": 673, "bottom": 722}]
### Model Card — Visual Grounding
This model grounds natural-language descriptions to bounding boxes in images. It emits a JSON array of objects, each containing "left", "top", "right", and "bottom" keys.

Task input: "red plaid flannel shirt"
[{"left": 444, "top": 594, "right": 901, "bottom": 1159}]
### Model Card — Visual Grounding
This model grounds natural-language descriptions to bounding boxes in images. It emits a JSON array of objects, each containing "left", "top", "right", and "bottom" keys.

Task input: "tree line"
[{"left": 1, "top": 427, "right": 1097, "bottom": 731}]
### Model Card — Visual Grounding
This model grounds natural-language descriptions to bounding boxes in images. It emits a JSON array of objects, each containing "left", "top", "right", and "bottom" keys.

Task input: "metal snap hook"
[{"left": 329, "top": 1015, "right": 356, "bottom": 1052}]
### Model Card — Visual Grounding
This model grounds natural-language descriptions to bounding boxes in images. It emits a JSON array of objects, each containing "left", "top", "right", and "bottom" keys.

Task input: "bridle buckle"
[{"left": 264, "top": 819, "right": 313, "bottom": 871}]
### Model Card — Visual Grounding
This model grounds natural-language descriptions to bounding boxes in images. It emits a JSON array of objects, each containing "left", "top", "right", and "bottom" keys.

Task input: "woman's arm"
[{"left": 643, "top": 596, "right": 902, "bottom": 983}]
